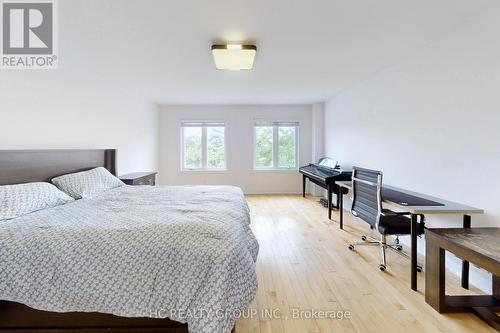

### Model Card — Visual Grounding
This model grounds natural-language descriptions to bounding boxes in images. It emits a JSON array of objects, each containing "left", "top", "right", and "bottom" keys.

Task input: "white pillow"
[
  {"left": 0, "top": 182, "right": 74, "bottom": 221},
  {"left": 51, "top": 167, "right": 124, "bottom": 199}
]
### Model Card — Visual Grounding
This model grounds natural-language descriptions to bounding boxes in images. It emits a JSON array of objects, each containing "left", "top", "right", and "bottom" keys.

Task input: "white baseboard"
[{"left": 244, "top": 191, "right": 304, "bottom": 195}]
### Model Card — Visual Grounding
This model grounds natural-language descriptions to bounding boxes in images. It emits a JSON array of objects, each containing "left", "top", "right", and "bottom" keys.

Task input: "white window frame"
[
  {"left": 180, "top": 121, "right": 227, "bottom": 171},
  {"left": 253, "top": 120, "right": 299, "bottom": 171}
]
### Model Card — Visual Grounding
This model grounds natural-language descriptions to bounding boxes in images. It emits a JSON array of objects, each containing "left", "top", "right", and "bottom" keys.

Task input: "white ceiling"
[{"left": 30, "top": 0, "right": 500, "bottom": 104}]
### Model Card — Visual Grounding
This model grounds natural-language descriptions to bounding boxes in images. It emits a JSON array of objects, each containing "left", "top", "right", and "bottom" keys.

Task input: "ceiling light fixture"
[{"left": 211, "top": 44, "right": 257, "bottom": 71}]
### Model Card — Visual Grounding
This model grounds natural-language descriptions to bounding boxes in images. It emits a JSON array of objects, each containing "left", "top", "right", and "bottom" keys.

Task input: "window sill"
[
  {"left": 252, "top": 169, "right": 299, "bottom": 174},
  {"left": 179, "top": 169, "right": 229, "bottom": 174}
]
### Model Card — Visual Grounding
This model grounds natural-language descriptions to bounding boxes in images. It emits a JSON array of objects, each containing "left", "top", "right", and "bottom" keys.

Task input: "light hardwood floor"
[{"left": 235, "top": 195, "right": 495, "bottom": 333}]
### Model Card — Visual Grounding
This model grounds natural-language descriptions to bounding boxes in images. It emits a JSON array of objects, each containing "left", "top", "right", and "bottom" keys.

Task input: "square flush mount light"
[{"left": 211, "top": 44, "right": 257, "bottom": 71}]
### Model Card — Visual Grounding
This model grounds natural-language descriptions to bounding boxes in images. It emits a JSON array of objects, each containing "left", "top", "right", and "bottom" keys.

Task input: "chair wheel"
[
  {"left": 361, "top": 235, "right": 367, "bottom": 241},
  {"left": 397, "top": 246, "right": 403, "bottom": 251},
  {"left": 348, "top": 245, "right": 354, "bottom": 251},
  {"left": 417, "top": 265, "right": 423, "bottom": 273},
  {"left": 379, "top": 264, "right": 386, "bottom": 272},
  {"left": 394, "top": 238, "right": 400, "bottom": 245}
]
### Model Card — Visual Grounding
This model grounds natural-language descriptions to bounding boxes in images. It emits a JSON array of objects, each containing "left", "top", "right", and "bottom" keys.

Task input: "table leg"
[
  {"left": 339, "top": 189, "right": 344, "bottom": 229},
  {"left": 494, "top": 275, "right": 500, "bottom": 298},
  {"left": 411, "top": 213, "right": 418, "bottom": 291},
  {"left": 425, "top": 233, "right": 446, "bottom": 312},
  {"left": 462, "top": 214, "right": 471, "bottom": 289},
  {"left": 335, "top": 188, "right": 340, "bottom": 209},
  {"left": 302, "top": 175, "right": 306, "bottom": 198},
  {"left": 470, "top": 275, "right": 500, "bottom": 329},
  {"left": 328, "top": 185, "right": 333, "bottom": 220}
]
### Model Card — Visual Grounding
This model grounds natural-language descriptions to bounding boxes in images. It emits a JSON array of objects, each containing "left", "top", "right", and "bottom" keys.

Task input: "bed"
[{"left": 0, "top": 149, "right": 258, "bottom": 333}]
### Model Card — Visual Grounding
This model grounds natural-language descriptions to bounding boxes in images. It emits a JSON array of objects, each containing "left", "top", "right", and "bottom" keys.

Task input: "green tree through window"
[
  {"left": 183, "top": 127, "right": 202, "bottom": 169},
  {"left": 207, "top": 127, "right": 225, "bottom": 169},
  {"left": 254, "top": 123, "right": 298, "bottom": 169},
  {"left": 255, "top": 126, "right": 273, "bottom": 168},
  {"left": 182, "top": 123, "right": 226, "bottom": 170},
  {"left": 278, "top": 127, "right": 296, "bottom": 168}
]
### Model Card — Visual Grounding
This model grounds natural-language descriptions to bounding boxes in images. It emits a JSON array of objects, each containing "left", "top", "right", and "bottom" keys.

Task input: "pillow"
[
  {"left": 0, "top": 182, "right": 74, "bottom": 221},
  {"left": 51, "top": 167, "right": 124, "bottom": 199}
]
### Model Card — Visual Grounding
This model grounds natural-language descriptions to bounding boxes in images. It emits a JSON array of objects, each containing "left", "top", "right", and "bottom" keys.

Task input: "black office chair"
[{"left": 347, "top": 167, "right": 425, "bottom": 272}]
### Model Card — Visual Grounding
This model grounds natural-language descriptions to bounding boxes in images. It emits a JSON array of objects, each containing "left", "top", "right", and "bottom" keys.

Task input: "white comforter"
[{"left": 0, "top": 185, "right": 258, "bottom": 333}]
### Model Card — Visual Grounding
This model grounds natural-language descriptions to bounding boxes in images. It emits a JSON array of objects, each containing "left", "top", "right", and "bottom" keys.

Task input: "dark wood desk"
[
  {"left": 425, "top": 228, "right": 500, "bottom": 330},
  {"left": 336, "top": 181, "right": 484, "bottom": 292}
]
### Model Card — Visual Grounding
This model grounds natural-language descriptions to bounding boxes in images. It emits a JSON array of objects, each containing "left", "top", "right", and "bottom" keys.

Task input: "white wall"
[
  {"left": 311, "top": 103, "right": 327, "bottom": 196},
  {"left": 0, "top": 72, "right": 159, "bottom": 175},
  {"left": 324, "top": 8, "right": 500, "bottom": 291},
  {"left": 0, "top": 0, "right": 160, "bottom": 174},
  {"left": 158, "top": 105, "right": 313, "bottom": 194}
]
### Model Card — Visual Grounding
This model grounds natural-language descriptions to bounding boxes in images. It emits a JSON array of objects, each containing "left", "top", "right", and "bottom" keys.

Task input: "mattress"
[{"left": 0, "top": 185, "right": 258, "bottom": 333}]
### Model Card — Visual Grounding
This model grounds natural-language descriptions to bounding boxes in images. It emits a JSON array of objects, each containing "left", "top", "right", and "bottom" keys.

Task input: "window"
[
  {"left": 181, "top": 122, "right": 226, "bottom": 170},
  {"left": 254, "top": 121, "right": 299, "bottom": 170}
]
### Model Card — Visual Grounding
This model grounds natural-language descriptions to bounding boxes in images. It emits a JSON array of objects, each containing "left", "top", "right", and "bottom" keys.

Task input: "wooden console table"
[{"left": 425, "top": 228, "right": 500, "bottom": 330}]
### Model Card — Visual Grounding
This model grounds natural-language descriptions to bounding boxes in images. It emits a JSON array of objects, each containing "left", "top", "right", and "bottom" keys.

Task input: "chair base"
[{"left": 348, "top": 234, "right": 423, "bottom": 272}]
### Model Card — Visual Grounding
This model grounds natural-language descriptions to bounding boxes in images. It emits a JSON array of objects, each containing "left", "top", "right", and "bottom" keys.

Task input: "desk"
[
  {"left": 425, "top": 228, "right": 500, "bottom": 330},
  {"left": 335, "top": 181, "right": 484, "bottom": 292}
]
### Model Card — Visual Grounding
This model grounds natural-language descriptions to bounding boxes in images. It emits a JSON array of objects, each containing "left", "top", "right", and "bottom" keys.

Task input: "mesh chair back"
[{"left": 351, "top": 167, "right": 383, "bottom": 228}]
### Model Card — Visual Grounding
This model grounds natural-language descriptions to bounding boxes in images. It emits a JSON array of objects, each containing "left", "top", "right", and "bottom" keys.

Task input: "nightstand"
[{"left": 119, "top": 172, "right": 157, "bottom": 186}]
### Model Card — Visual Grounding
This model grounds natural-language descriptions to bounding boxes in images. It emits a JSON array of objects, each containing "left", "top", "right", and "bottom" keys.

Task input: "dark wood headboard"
[{"left": 0, "top": 149, "right": 117, "bottom": 185}]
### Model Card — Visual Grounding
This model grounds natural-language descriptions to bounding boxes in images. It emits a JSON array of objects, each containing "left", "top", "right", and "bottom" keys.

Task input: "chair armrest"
[
  {"left": 381, "top": 210, "right": 426, "bottom": 225},
  {"left": 380, "top": 209, "right": 412, "bottom": 217}
]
